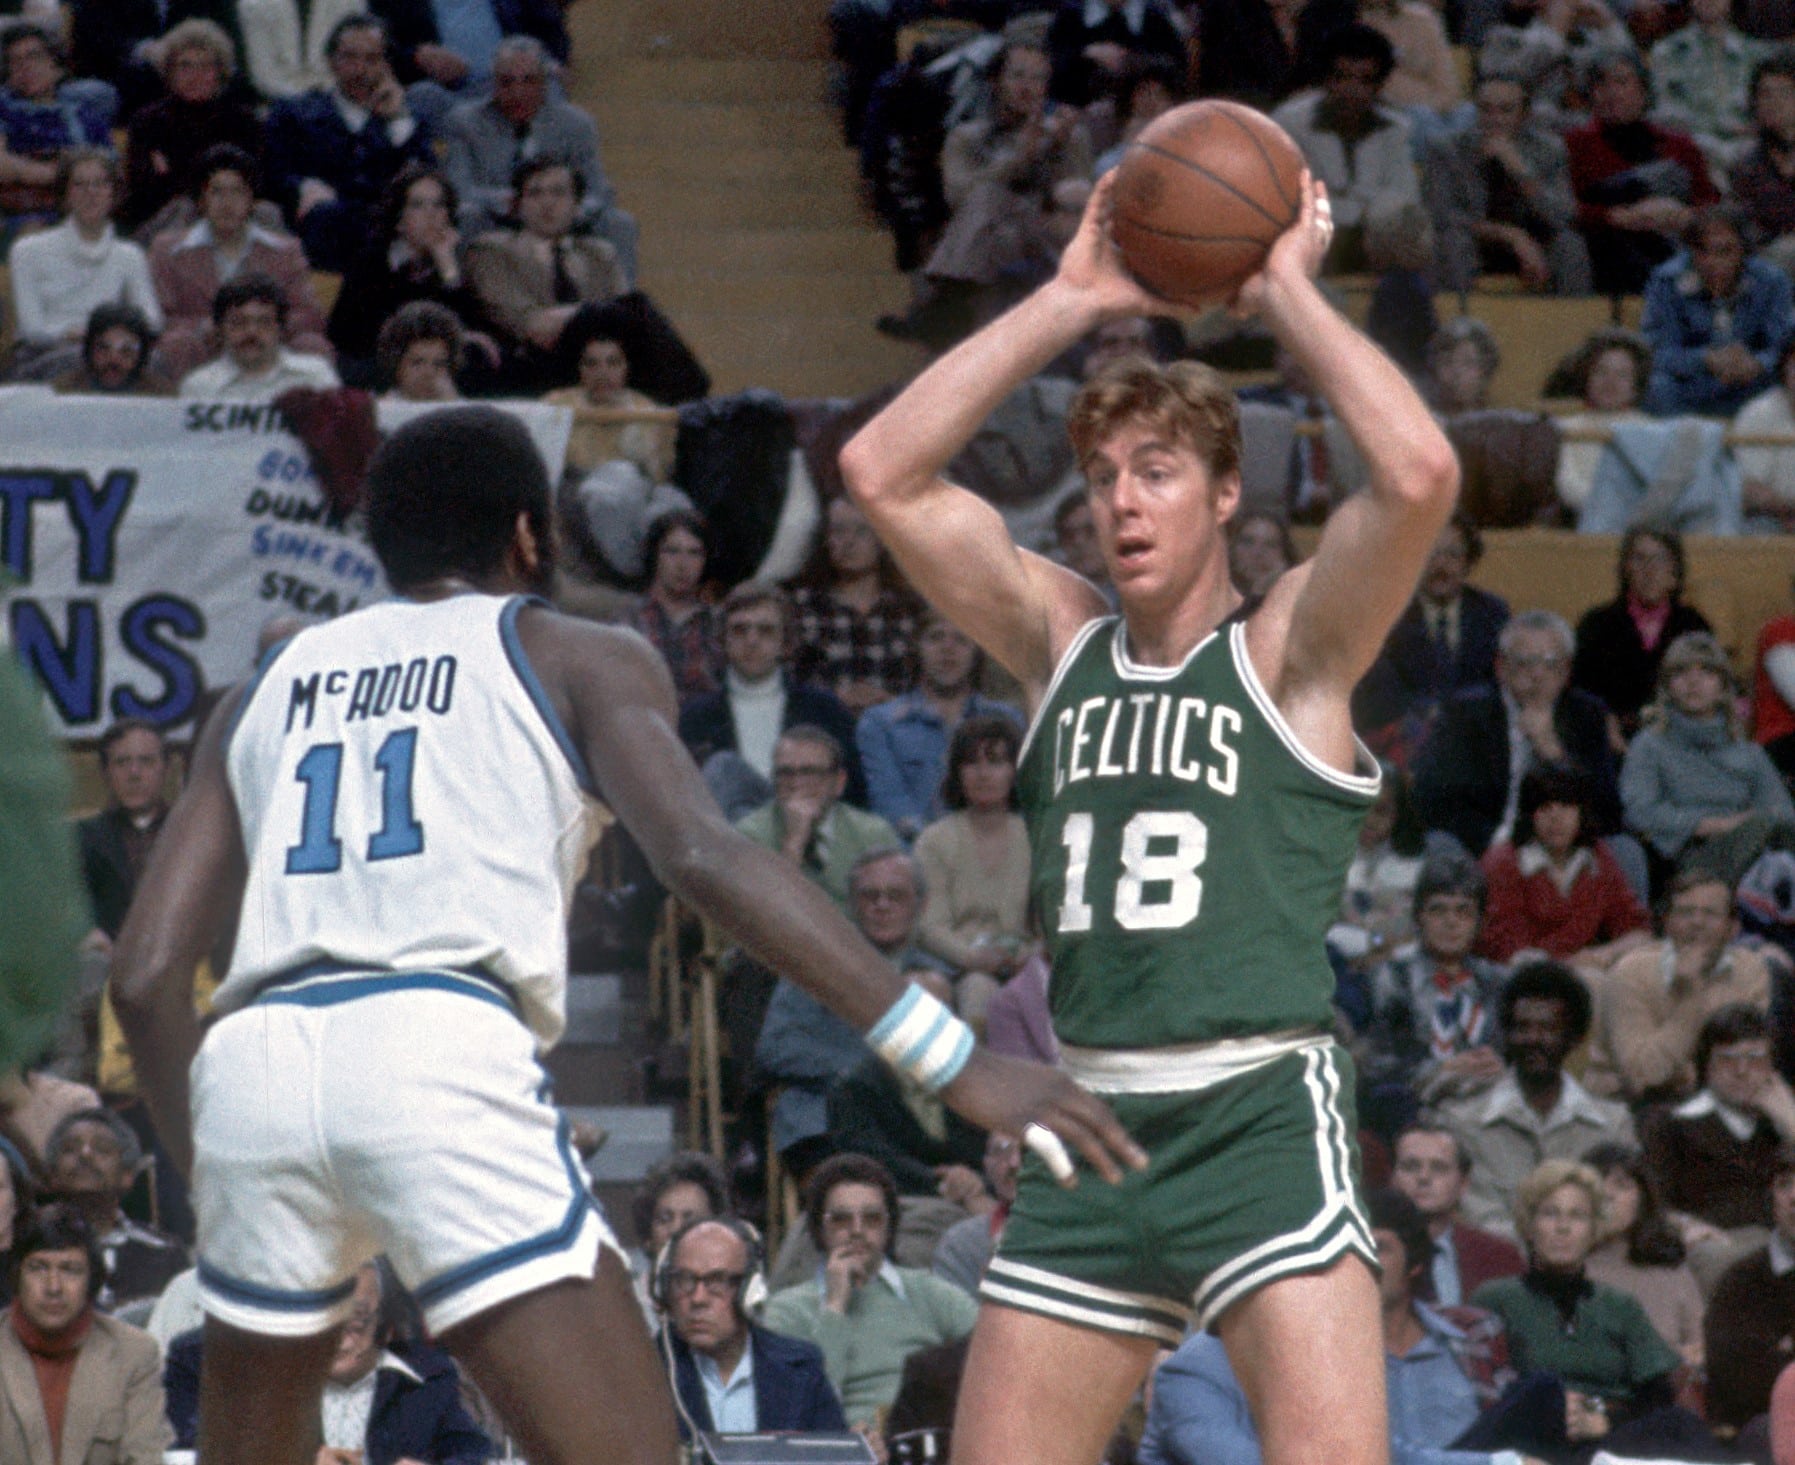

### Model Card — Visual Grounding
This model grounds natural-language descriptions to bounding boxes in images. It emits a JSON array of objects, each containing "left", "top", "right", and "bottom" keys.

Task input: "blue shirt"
[
  {"left": 430, "top": 0, "right": 505, "bottom": 80},
  {"left": 697, "top": 1346, "right": 757, "bottom": 1433},
  {"left": 855, "top": 692, "right": 1021, "bottom": 841}
]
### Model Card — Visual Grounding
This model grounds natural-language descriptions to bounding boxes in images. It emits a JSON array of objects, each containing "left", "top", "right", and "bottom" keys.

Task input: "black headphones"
[{"left": 651, "top": 1216, "right": 768, "bottom": 1318}]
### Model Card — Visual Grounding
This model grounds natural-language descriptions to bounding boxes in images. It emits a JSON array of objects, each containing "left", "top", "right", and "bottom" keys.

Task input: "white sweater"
[{"left": 9, "top": 222, "right": 163, "bottom": 346}]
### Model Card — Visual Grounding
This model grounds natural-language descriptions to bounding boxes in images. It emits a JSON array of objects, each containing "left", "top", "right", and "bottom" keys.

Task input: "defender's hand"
[{"left": 939, "top": 1047, "right": 1147, "bottom": 1186}]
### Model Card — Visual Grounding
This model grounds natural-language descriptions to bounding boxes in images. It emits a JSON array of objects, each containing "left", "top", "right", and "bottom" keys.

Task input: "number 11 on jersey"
[
  {"left": 1057, "top": 809, "right": 1209, "bottom": 934},
  {"left": 286, "top": 727, "right": 425, "bottom": 874}
]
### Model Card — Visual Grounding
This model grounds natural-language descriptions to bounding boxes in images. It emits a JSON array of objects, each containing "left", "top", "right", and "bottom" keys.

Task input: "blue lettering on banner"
[
  {"left": 113, "top": 595, "right": 205, "bottom": 723},
  {"left": 0, "top": 469, "right": 136, "bottom": 582},
  {"left": 9, "top": 599, "right": 102, "bottom": 725}
]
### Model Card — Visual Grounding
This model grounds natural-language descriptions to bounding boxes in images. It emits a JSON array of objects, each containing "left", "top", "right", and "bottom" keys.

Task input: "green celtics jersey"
[{"left": 1017, "top": 615, "right": 1378, "bottom": 1049}]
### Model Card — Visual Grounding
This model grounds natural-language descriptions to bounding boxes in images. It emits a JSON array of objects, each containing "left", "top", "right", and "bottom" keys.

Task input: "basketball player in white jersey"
[{"left": 111, "top": 407, "right": 1142, "bottom": 1465}]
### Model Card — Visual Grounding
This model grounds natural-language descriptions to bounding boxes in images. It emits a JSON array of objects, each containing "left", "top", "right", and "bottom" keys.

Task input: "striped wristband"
[{"left": 868, "top": 983, "right": 976, "bottom": 1092}]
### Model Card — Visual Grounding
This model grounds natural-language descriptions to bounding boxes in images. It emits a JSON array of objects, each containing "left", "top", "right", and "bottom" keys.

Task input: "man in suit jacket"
[
  {"left": 1390, "top": 1123, "right": 1525, "bottom": 1307},
  {"left": 261, "top": 13, "right": 434, "bottom": 270},
  {"left": 1412, "top": 609, "right": 1620, "bottom": 855},
  {"left": 679, "top": 584, "right": 867, "bottom": 813},
  {"left": 657, "top": 1219, "right": 847, "bottom": 1438},
  {"left": 1353, "top": 511, "right": 1510, "bottom": 739},
  {"left": 76, "top": 721, "right": 170, "bottom": 943},
  {"left": 164, "top": 1263, "right": 492, "bottom": 1462},
  {"left": 0, "top": 1205, "right": 170, "bottom": 1465}
]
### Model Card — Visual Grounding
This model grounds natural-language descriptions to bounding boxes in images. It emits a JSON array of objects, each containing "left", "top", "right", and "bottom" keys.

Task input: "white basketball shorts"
[{"left": 190, "top": 966, "right": 617, "bottom": 1337}]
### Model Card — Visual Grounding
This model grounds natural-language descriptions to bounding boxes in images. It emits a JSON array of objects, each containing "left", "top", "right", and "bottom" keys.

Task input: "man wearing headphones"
[{"left": 657, "top": 1217, "right": 848, "bottom": 1438}]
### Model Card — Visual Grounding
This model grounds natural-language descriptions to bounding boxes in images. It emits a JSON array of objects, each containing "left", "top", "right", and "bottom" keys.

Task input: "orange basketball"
[{"left": 1110, "top": 100, "right": 1306, "bottom": 308}]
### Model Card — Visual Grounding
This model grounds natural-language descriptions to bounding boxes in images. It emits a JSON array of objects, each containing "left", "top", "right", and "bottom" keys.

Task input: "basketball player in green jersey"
[{"left": 840, "top": 173, "right": 1458, "bottom": 1465}]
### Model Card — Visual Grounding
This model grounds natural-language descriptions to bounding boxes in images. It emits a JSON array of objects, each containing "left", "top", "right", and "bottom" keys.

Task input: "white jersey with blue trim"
[{"left": 217, "top": 593, "right": 605, "bottom": 1046}]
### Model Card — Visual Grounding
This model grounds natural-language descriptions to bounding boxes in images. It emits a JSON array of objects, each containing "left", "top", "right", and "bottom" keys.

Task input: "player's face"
[
  {"left": 649, "top": 1181, "right": 715, "bottom": 1253},
  {"left": 1392, "top": 1132, "right": 1466, "bottom": 1220},
  {"left": 820, "top": 1182, "right": 889, "bottom": 1267},
  {"left": 16, "top": 1248, "right": 90, "bottom": 1335},
  {"left": 1416, "top": 892, "right": 1479, "bottom": 963},
  {"left": 1084, "top": 422, "right": 1236, "bottom": 616},
  {"left": 667, "top": 1224, "right": 750, "bottom": 1354},
  {"left": 1706, "top": 1038, "right": 1773, "bottom": 1108},
  {"left": 103, "top": 728, "right": 167, "bottom": 814},
  {"left": 1527, "top": 1182, "right": 1596, "bottom": 1272}
]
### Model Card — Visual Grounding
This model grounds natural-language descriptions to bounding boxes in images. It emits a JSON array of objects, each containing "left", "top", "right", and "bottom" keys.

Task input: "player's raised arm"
[
  {"left": 1240, "top": 181, "right": 1460, "bottom": 700},
  {"left": 840, "top": 178, "right": 1162, "bottom": 690},
  {"left": 112, "top": 688, "right": 250, "bottom": 1178},
  {"left": 526, "top": 611, "right": 1147, "bottom": 1185}
]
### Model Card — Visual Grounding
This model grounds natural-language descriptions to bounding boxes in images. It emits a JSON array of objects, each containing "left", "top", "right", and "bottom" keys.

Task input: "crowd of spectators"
[{"left": 10, "top": 0, "right": 1795, "bottom": 1462}]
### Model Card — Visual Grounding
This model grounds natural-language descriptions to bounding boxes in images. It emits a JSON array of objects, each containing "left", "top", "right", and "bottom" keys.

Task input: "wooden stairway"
[{"left": 563, "top": 0, "right": 929, "bottom": 400}]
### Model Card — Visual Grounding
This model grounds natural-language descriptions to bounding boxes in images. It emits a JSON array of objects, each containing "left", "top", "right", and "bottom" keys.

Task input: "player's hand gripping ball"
[{"left": 1110, "top": 100, "right": 1307, "bottom": 308}]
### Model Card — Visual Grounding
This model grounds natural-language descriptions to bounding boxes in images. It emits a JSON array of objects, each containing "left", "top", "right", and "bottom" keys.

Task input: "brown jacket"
[
  {"left": 0, "top": 1309, "right": 170, "bottom": 1465},
  {"left": 465, "top": 229, "right": 625, "bottom": 344}
]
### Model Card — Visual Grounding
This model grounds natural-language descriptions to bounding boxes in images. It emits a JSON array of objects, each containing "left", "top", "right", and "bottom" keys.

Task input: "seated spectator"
[
  {"left": 1648, "top": 1004, "right": 1795, "bottom": 1244},
  {"left": 1414, "top": 610, "right": 1621, "bottom": 858},
  {"left": 1648, "top": 0, "right": 1764, "bottom": 176},
  {"left": 1640, "top": 204, "right": 1791, "bottom": 417},
  {"left": 1142, "top": 1187, "right": 1535, "bottom": 1465},
  {"left": 680, "top": 584, "right": 868, "bottom": 816},
  {"left": 326, "top": 163, "right": 491, "bottom": 379},
  {"left": 1757, "top": 579, "right": 1795, "bottom": 779},
  {"left": 756, "top": 847, "right": 947, "bottom": 1181},
  {"left": 1705, "top": 1142, "right": 1795, "bottom": 1432},
  {"left": 1052, "top": 487, "right": 1114, "bottom": 602},
  {"left": 1471, "top": 1160, "right": 1692, "bottom": 1452},
  {"left": 1733, "top": 341, "right": 1795, "bottom": 534},
  {"left": 1424, "top": 71, "right": 1590, "bottom": 296},
  {"left": 53, "top": 301, "right": 174, "bottom": 396},
  {"left": 1045, "top": 0, "right": 1186, "bottom": 108},
  {"left": 1571, "top": 528, "right": 1713, "bottom": 739},
  {"left": 627, "top": 510, "right": 724, "bottom": 701},
  {"left": 148, "top": 144, "right": 330, "bottom": 380},
  {"left": 736, "top": 728, "right": 898, "bottom": 909},
  {"left": 1620, "top": 630, "right": 1795, "bottom": 886},
  {"left": 542, "top": 321, "right": 673, "bottom": 480},
  {"left": 1361, "top": 0, "right": 1463, "bottom": 127},
  {"left": 374, "top": 0, "right": 570, "bottom": 94},
  {"left": 858, "top": 610, "right": 1020, "bottom": 843},
  {"left": 7, "top": 149, "right": 162, "bottom": 383},
  {"left": 465, "top": 157, "right": 627, "bottom": 391},
  {"left": 655, "top": 1218, "right": 847, "bottom": 1438},
  {"left": 1227, "top": 510, "right": 1297, "bottom": 602},
  {"left": 0, "top": 20, "right": 118, "bottom": 238},
  {"left": 1732, "top": 52, "right": 1795, "bottom": 270},
  {"left": 895, "top": 39, "right": 1091, "bottom": 347},
  {"left": 1476, "top": 0, "right": 1630, "bottom": 129},
  {"left": 42, "top": 1107, "right": 188, "bottom": 1312},
  {"left": 1551, "top": 329, "right": 1653, "bottom": 520},
  {"left": 178, "top": 270, "right": 339, "bottom": 398},
  {"left": 1235, "top": 346, "right": 1346, "bottom": 525},
  {"left": 262, "top": 13, "right": 435, "bottom": 272},
  {"left": 165, "top": 1261, "right": 492, "bottom": 1461},
  {"left": 0, "top": 1205, "right": 169, "bottom": 1464},
  {"left": 1364, "top": 856, "right": 1510, "bottom": 1112},
  {"left": 931, "top": 1130, "right": 1020, "bottom": 1297},
  {"left": 1272, "top": 25, "right": 1421, "bottom": 273},
  {"left": 1438, "top": 961, "right": 1637, "bottom": 1239},
  {"left": 121, "top": 18, "right": 262, "bottom": 237},
  {"left": 912, "top": 716, "right": 1032, "bottom": 1028},
  {"left": 627, "top": 1151, "right": 730, "bottom": 1324},
  {"left": 1586, "top": 868, "right": 1773, "bottom": 1100},
  {"left": 1425, "top": 317, "right": 1500, "bottom": 415},
  {"left": 1330, "top": 761, "right": 1432, "bottom": 989},
  {"left": 75, "top": 720, "right": 170, "bottom": 947},
  {"left": 63, "top": 0, "right": 239, "bottom": 118},
  {"left": 237, "top": 0, "right": 370, "bottom": 100},
  {"left": 1353, "top": 511, "right": 1510, "bottom": 747},
  {"left": 441, "top": 35, "right": 635, "bottom": 274},
  {"left": 1582, "top": 1142, "right": 1704, "bottom": 1367},
  {"left": 791, "top": 498, "right": 923, "bottom": 717},
  {"left": 1567, "top": 51, "right": 1721, "bottom": 297},
  {"left": 377, "top": 299, "right": 463, "bottom": 402},
  {"left": 1478, "top": 762, "right": 1650, "bottom": 970},
  {"left": 0, "top": 1137, "right": 35, "bottom": 1304},
  {"left": 759, "top": 1154, "right": 979, "bottom": 1435},
  {"left": 1391, "top": 1122, "right": 1524, "bottom": 1305}
]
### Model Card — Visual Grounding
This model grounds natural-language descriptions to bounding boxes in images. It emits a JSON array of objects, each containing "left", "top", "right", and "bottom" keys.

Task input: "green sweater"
[
  {"left": 1471, "top": 1274, "right": 1679, "bottom": 1403},
  {"left": 759, "top": 1265, "right": 978, "bottom": 1428}
]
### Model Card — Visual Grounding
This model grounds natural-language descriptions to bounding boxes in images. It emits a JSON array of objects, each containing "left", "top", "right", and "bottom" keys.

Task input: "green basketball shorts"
[{"left": 982, "top": 1036, "right": 1374, "bottom": 1346}]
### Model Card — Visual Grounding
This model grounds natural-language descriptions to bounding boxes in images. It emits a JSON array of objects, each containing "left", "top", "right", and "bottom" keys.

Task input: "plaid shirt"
[
  {"left": 632, "top": 600, "right": 724, "bottom": 701},
  {"left": 790, "top": 587, "right": 921, "bottom": 697}
]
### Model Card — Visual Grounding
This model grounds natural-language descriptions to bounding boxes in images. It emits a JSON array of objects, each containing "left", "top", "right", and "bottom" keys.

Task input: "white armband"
[{"left": 867, "top": 983, "right": 975, "bottom": 1092}]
